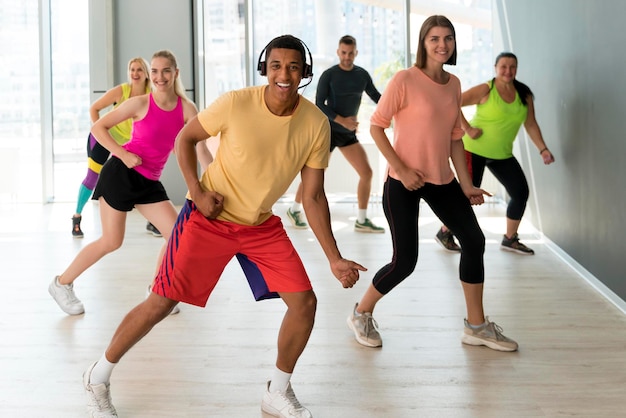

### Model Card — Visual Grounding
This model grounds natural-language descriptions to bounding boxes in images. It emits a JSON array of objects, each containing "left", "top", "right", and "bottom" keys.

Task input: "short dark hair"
[
  {"left": 339, "top": 35, "right": 356, "bottom": 46},
  {"left": 265, "top": 35, "right": 306, "bottom": 68},
  {"left": 414, "top": 15, "right": 457, "bottom": 68}
]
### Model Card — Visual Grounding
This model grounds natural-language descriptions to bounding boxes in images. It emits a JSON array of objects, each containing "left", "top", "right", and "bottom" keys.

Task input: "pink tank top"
[{"left": 123, "top": 93, "right": 184, "bottom": 180}]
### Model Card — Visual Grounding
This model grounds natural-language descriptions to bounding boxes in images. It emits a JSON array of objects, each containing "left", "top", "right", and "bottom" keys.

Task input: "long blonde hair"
[
  {"left": 127, "top": 57, "right": 151, "bottom": 93},
  {"left": 151, "top": 50, "right": 193, "bottom": 103}
]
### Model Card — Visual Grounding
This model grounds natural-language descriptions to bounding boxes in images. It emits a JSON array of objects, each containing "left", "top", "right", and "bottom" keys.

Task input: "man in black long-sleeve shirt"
[{"left": 287, "top": 35, "right": 385, "bottom": 233}]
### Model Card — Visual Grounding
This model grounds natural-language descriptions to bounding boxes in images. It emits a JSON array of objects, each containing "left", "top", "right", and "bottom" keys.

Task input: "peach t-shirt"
[{"left": 371, "top": 66, "right": 464, "bottom": 185}]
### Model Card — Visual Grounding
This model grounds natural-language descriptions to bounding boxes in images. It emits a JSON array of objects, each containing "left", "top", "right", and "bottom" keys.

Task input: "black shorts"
[
  {"left": 92, "top": 156, "right": 170, "bottom": 212},
  {"left": 330, "top": 130, "right": 359, "bottom": 152}
]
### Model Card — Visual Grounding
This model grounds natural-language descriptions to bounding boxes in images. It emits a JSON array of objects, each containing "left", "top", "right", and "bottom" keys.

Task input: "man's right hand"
[{"left": 193, "top": 189, "right": 224, "bottom": 219}]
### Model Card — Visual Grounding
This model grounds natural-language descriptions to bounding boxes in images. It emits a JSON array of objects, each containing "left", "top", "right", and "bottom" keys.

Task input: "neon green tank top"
[
  {"left": 462, "top": 80, "right": 528, "bottom": 159},
  {"left": 108, "top": 83, "right": 151, "bottom": 145}
]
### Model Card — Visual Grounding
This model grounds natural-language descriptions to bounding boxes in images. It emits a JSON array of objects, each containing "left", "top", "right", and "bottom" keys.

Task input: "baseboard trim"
[{"left": 543, "top": 235, "right": 626, "bottom": 315}]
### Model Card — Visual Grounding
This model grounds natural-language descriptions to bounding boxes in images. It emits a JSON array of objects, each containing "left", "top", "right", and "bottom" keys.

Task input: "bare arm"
[
  {"left": 300, "top": 165, "right": 366, "bottom": 287},
  {"left": 460, "top": 83, "right": 490, "bottom": 139},
  {"left": 450, "top": 140, "right": 490, "bottom": 205},
  {"left": 91, "top": 96, "right": 148, "bottom": 168},
  {"left": 524, "top": 97, "right": 555, "bottom": 164},
  {"left": 89, "top": 84, "right": 124, "bottom": 124},
  {"left": 174, "top": 116, "right": 223, "bottom": 218}
]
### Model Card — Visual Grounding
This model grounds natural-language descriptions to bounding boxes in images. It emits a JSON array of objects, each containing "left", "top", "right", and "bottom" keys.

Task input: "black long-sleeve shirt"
[{"left": 315, "top": 65, "right": 381, "bottom": 134}]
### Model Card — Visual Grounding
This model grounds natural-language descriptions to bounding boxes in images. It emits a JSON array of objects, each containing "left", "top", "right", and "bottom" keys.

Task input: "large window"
[
  {"left": 202, "top": 0, "right": 246, "bottom": 104},
  {"left": 0, "top": 1, "right": 41, "bottom": 202},
  {"left": 251, "top": 0, "right": 405, "bottom": 143},
  {"left": 50, "top": 0, "right": 90, "bottom": 202}
]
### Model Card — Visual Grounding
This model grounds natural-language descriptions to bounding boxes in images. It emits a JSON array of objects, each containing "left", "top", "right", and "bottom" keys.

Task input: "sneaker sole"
[
  {"left": 346, "top": 316, "right": 382, "bottom": 348},
  {"left": 354, "top": 227, "right": 385, "bottom": 234},
  {"left": 434, "top": 237, "right": 461, "bottom": 253},
  {"left": 461, "top": 333, "right": 518, "bottom": 352},
  {"left": 500, "top": 245, "right": 534, "bottom": 255}
]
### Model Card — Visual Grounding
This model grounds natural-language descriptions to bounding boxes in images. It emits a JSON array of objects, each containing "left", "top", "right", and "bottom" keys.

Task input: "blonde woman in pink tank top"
[{"left": 49, "top": 50, "right": 198, "bottom": 318}]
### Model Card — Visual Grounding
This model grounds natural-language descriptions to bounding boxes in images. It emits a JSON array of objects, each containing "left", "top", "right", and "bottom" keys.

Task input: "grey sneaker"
[
  {"left": 500, "top": 233, "right": 534, "bottom": 255},
  {"left": 286, "top": 208, "right": 308, "bottom": 229},
  {"left": 354, "top": 218, "right": 385, "bottom": 233},
  {"left": 435, "top": 227, "right": 461, "bottom": 252},
  {"left": 346, "top": 303, "right": 382, "bottom": 347},
  {"left": 262, "top": 381, "right": 312, "bottom": 418},
  {"left": 146, "top": 284, "right": 180, "bottom": 315},
  {"left": 146, "top": 222, "right": 162, "bottom": 237},
  {"left": 83, "top": 361, "right": 118, "bottom": 418},
  {"left": 48, "top": 276, "right": 85, "bottom": 315},
  {"left": 461, "top": 317, "right": 518, "bottom": 352}
]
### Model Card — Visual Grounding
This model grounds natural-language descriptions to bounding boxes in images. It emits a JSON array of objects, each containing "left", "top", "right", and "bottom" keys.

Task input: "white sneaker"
[
  {"left": 146, "top": 284, "right": 180, "bottom": 315},
  {"left": 461, "top": 317, "right": 518, "bottom": 352},
  {"left": 83, "top": 361, "right": 118, "bottom": 418},
  {"left": 48, "top": 276, "right": 85, "bottom": 315},
  {"left": 261, "top": 381, "right": 312, "bottom": 418}
]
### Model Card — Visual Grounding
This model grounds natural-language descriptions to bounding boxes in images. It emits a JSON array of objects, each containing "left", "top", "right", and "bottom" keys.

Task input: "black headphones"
[{"left": 257, "top": 36, "right": 314, "bottom": 82}]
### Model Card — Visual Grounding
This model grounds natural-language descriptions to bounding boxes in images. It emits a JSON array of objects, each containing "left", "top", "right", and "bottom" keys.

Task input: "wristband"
[{"left": 539, "top": 147, "right": 549, "bottom": 154}]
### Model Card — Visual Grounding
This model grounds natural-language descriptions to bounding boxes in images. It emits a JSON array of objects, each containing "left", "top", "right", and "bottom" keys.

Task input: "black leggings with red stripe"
[{"left": 372, "top": 177, "right": 485, "bottom": 295}]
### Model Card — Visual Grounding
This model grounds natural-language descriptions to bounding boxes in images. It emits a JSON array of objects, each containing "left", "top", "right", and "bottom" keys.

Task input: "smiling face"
[
  {"left": 423, "top": 26, "right": 455, "bottom": 66},
  {"left": 495, "top": 56, "right": 518, "bottom": 83},
  {"left": 128, "top": 60, "right": 148, "bottom": 86},
  {"left": 264, "top": 47, "right": 303, "bottom": 113},
  {"left": 150, "top": 56, "right": 178, "bottom": 92}
]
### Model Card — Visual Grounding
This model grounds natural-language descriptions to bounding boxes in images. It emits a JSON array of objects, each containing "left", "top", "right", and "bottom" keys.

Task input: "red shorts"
[{"left": 152, "top": 201, "right": 311, "bottom": 306}]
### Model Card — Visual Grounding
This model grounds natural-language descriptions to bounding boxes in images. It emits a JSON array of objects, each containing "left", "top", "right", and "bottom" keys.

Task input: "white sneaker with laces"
[
  {"left": 83, "top": 361, "right": 118, "bottom": 418},
  {"left": 346, "top": 302, "right": 382, "bottom": 347},
  {"left": 48, "top": 276, "right": 85, "bottom": 315},
  {"left": 461, "top": 317, "right": 518, "bottom": 352},
  {"left": 261, "top": 381, "right": 312, "bottom": 418}
]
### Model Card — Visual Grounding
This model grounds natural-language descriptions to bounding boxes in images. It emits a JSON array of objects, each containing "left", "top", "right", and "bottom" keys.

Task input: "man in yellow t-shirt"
[{"left": 83, "top": 35, "right": 366, "bottom": 418}]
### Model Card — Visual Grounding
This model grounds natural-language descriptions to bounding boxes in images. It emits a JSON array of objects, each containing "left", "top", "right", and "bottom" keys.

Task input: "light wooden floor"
[{"left": 1, "top": 197, "right": 625, "bottom": 417}]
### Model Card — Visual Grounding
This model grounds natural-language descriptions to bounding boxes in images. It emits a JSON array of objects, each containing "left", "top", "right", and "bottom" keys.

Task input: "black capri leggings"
[
  {"left": 467, "top": 153, "right": 529, "bottom": 221},
  {"left": 372, "top": 177, "right": 485, "bottom": 295}
]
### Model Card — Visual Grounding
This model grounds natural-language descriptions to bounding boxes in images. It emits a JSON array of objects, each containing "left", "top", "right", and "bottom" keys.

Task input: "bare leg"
[
  {"left": 505, "top": 217, "right": 522, "bottom": 239},
  {"left": 105, "top": 293, "right": 179, "bottom": 363},
  {"left": 294, "top": 182, "right": 303, "bottom": 206},
  {"left": 461, "top": 282, "right": 485, "bottom": 326},
  {"left": 356, "top": 283, "right": 384, "bottom": 314},
  {"left": 338, "top": 143, "right": 373, "bottom": 210},
  {"left": 59, "top": 198, "right": 126, "bottom": 285},
  {"left": 275, "top": 290, "right": 317, "bottom": 373},
  {"left": 136, "top": 200, "right": 178, "bottom": 276}
]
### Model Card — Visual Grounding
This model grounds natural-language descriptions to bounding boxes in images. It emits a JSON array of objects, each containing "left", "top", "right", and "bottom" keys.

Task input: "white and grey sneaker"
[
  {"left": 48, "top": 276, "right": 84, "bottom": 315},
  {"left": 346, "top": 302, "right": 382, "bottom": 347},
  {"left": 262, "top": 381, "right": 312, "bottom": 418},
  {"left": 461, "top": 317, "right": 518, "bottom": 352},
  {"left": 83, "top": 361, "right": 118, "bottom": 418}
]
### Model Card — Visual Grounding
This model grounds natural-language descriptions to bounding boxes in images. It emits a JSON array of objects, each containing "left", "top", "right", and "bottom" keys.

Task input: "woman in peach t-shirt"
[{"left": 346, "top": 15, "right": 518, "bottom": 353}]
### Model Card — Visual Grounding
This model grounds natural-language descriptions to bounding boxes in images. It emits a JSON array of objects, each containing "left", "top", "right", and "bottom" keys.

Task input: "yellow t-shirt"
[{"left": 197, "top": 86, "right": 330, "bottom": 226}]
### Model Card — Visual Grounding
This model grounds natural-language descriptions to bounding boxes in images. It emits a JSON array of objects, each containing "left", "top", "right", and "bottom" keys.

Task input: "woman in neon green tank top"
[{"left": 435, "top": 52, "right": 555, "bottom": 255}]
